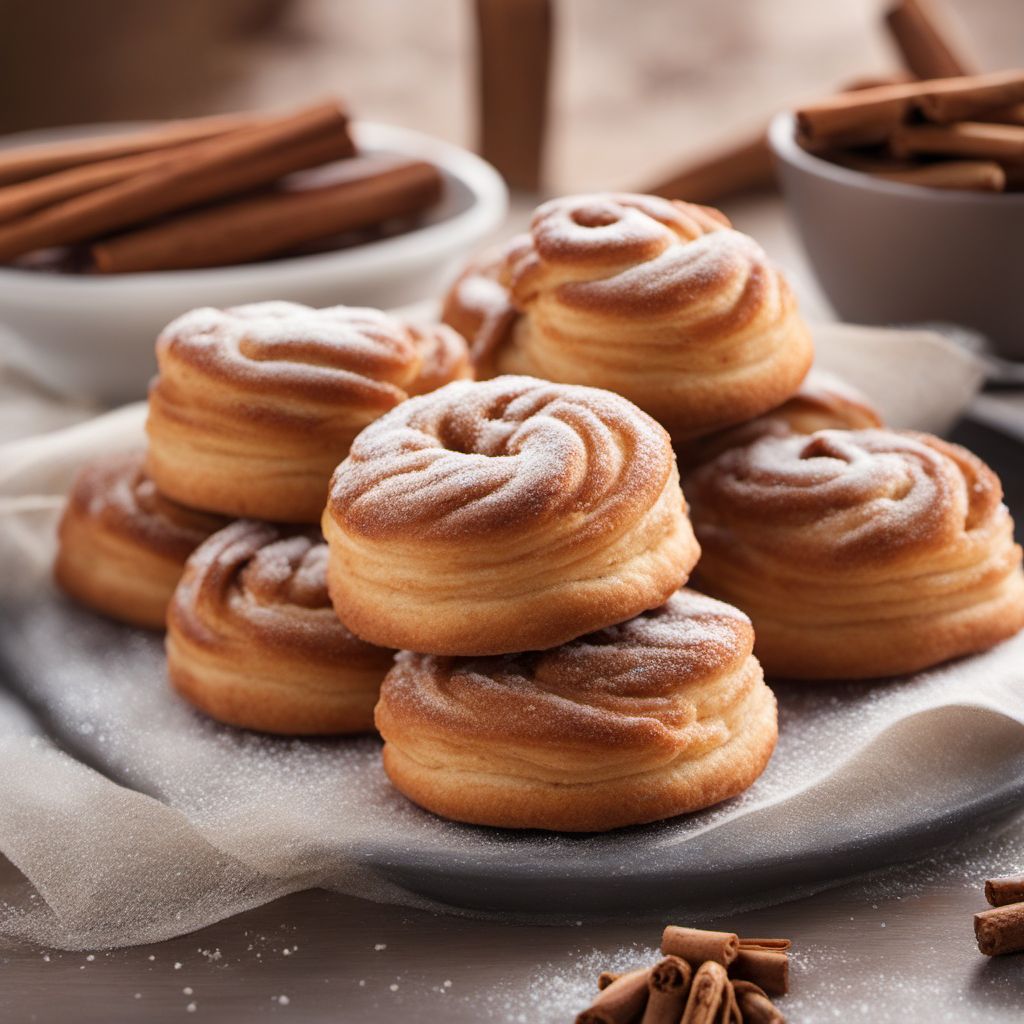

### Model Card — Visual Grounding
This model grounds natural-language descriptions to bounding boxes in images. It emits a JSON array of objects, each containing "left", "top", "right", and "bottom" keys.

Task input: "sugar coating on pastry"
[
  {"left": 146, "top": 301, "right": 471, "bottom": 523},
  {"left": 678, "top": 369, "right": 884, "bottom": 468},
  {"left": 442, "top": 192, "right": 813, "bottom": 441},
  {"left": 375, "top": 589, "right": 778, "bottom": 832},
  {"left": 167, "top": 520, "right": 395, "bottom": 734},
  {"left": 689, "top": 428, "right": 1024, "bottom": 679},
  {"left": 323, "top": 375, "right": 700, "bottom": 655},
  {"left": 54, "top": 450, "right": 227, "bottom": 629}
]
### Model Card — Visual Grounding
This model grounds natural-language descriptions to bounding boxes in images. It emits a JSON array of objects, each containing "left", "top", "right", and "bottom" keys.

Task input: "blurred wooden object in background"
[{"left": 474, "top": 0, "right": 552, "bottom": 191}]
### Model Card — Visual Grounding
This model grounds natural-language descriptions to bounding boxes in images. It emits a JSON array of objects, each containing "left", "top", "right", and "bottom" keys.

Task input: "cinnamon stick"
[
  {"left": 0, "top": 111, "right": 255, "bottom": 188},
  {"left": 661, "top": 926, "right": 739, "bottom": 968},
  {"left": 598, "top": 971, "right": 624, "bottom": 991},
  {"left": 831, "top": 152, "right": 1005, "bottom": 191},
  {"left": 884, "top": 0, "right": 976, "bottom": 80},
  {"left": 976, "top": 103, "right": 1024, "bottom": 127},
  {"left": 917, "top": 71, "right": 1024, "bottom": 123},
  {"left": 985, "top": 874, "right": 1024, "bottom": 907},
  {"left": 639, "top": 956, "right": 692, "bottom": 1024},
  {"left": 739, "top": 939, "right": 792, "bottom": 952},
  {"left": 576, "top": 967, "right": 650, "bottom": 1024},
  {"left": 0, "top": 100, "right": 354, "bottom": 263},
  {"left": 890, "top": 122, "right": 1024, "bottom": 161},
  {"left": 731, "top": 981, "right": 786, "bottom": 1024},
  {"left": 647, "top": 132, "right": 774, "bottom": 205},
  {"left": 728, "top": 948, "right": 789, "bottom": 997},
  {"left": 975, "top": 903, "right": 1024, "bottom": 956},
  {"left": 680, "top": 961, "right": 730, "bottom": 1024},
  {"left": 90, "top": 157, "right": 442, "bottom": 273}
]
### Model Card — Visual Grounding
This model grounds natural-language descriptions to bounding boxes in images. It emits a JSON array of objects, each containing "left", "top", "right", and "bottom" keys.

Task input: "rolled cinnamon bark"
[
  {"left": 830, "top": 152, "right": 1005, "bottom": 191},
  {"left": 0, "top": 100, "right": 354, "bottom": 263},
  {"left": 661, "top": 926, "right": 740, "bottom": 967},
  {"left": 576, "top": 967, "right": 650, "bottom": 1024},
  {"left": 884, "top": 0, "right": 975, "bottom": 80},
  {"left": 680, "top": 961, "right": 730, "bottom": 1024},
  {"left": 639, "top": 956, "right": 692, "bottom": 1024},
  {"left": 976, "top": 103, "right": 1024, "bottom": 126},
  {"left": 0, "top": 111, "right": 255, "bottom": 188},
  {"left": 90, "top": 157, "right": 442, "bottom": 273},
  {"left": 985, "top": 874, "right": 1024, "bottom": 907},
  {"left": 890, "top": 122, "right": 1024, "bottom": 161},
  {"left": 598, "top": 971, "right": 624, "bottom": 991},
  {"left": 975, "top": 903, "right": 1024, "bottom": 955},
  {"left": 732, "top": 981, "right": 786, "bottom": 1024},
  {"left": 729, "top": 948, "right": 789, "bottom": 997},
  {"left": 646, "top": 132, "right": 774, "bottom": 205},
  {"left": 739, "top": 939, "right": 792, "bottom": 952},
  {"left": 917, "top": 71, "right": 1024, "bottom": 123}
]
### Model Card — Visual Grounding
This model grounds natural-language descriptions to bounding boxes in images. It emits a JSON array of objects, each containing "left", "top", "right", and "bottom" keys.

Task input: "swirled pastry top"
[
  {"left": 154, "top": 301, "right": 470, "bottom": 414},
  {"left": 380, "top": 589, "right": 757, "bottom": 755},
  {"left": 690, "top": 429, "right": 1011, "bottom": 570},
  {"left": 173, "top": 520, "right": 391, "bottom": 663},
  {"left": 66, "top": 451, "right": 228, "bottom": 562},
  {"left": 441, "top": 194, "right": 811, "bottom": 433},
  {"left": 326, "top": 374, "right": 678, "bottom": 541}
]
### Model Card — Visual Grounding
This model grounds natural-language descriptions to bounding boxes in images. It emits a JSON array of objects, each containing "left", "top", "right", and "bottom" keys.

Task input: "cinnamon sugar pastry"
[
  {"left": 442, "top": 192, "right": 813, "bottom": 441},
  {"left": 323, "top": 375, "right": 699, "bottom": 655},
  {"left": 167, "top": 520, "right": 394, "bottom": 734},
  {"left": 146, "top": 302, "right": 471, "bottom": 523},
  {"left": 689, "top": 429, "right": 1024, "bottom": 679},
  {"left": 54, "top": 451, "right": 227, "bottom": 629},
  {"left": 375, "top": 589, "right": 777, "bottom": 832},
  {"left": 678, "top": 369, "right": 883, "bottom": 468}
]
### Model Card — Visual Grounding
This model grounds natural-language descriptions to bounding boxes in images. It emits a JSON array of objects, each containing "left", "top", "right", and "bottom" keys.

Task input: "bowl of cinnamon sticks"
[
  {"left": 769, "top": 70, "right": 1024, "bottom": 360},
  {"left": 0, "top": 99, "right": 507, "bottom": 403}
]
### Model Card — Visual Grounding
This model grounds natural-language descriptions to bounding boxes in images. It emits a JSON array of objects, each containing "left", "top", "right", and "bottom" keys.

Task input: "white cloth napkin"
[{"left": 3, "top": 322, "right": 1018, "bottom": 952}]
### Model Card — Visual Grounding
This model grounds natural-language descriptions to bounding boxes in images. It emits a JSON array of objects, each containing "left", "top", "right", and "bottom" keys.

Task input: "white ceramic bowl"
[
  {"left": 769, "top": 111, "right": 1024, "bottom": 361},
  {"left": 0, "top": 121, "right": 507, "bottom": 403}
]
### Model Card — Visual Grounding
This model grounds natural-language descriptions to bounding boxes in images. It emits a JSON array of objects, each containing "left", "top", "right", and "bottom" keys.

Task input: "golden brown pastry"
[
  {"left": 54, "top": 451, "right": 228, "bottom": 629},
  {"left": 442, "top": 192, "right": 813, "bottom": 441},
  {"left": 677, "top": 369, "right": 884, "bottom": 468},
  {"left": 323, "top": 375, "right": 700, "bottom": 656},
  {"left": 689, "top": 428, "right": 1024, "bottom": 679},
  {"left": 167, "top": 520, "right": 395, "bottom": 734},
  {"left": 375, "top": 589, "right": 777, "bottom": 832},
  {"left": 146, "top": 301, "right": 471, "bottom": 523}
]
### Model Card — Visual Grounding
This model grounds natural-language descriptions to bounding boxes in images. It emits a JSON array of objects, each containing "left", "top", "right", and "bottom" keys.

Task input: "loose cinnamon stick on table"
[
  {"left": 0, "top": 111, "right": 256, "bottom": 188},
  {"left": 985, "top": 874, "right": 1024, "bottom": 907},
  {"left": 0, "top": 99, "right": 354, "bottom": 263},
  {"left": 680, "top": 961, "right": 732, "bottom": 1024},
  {"left": 884, "top": 0, "right": 976, "bottom": 80},
  {"left": 91, "top": 157, "right": 443, "bottom": 273},
  {"left": 732, "top": 981, "right": 787, "bottom": 1024},
  {"left": 647, "top": 132, "right": 774, "bottom": 205},
  {"left": 639, "top": 956, "right": 692, "bottom": 1024},
  {"left": 576, "top": 967, "right": 650, "bottom": 1024},
  {"left": 975, "top": 903, "right": 1024, "bottom": 956},
  {"left": 661, "top": 926, "right": 740, "bottom": 968},
  {"left": 890, "top": 121, "right": 1024, "bottom": 161}
]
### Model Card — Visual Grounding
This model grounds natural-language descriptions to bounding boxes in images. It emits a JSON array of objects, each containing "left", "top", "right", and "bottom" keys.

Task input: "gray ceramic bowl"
[{"left": 769, "top": 111, "right": 1024, "bottom": 361}]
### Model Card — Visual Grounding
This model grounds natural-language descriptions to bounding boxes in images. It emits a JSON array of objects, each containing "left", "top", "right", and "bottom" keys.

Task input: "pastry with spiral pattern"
[
  {"left": 167, "top": 520, "right": 395, "bottom": 734},
  {"left": 677, "top": 369, "right": 883, "bottom": 469},
  {"left": 442, "top": 192, "right": 813, "bottom": 441},
  {"left": 375, "top": 589, "right": 777, "bottom": 832},
  {"left": 323, "top": 375, "right": 700, "bottom": 656},
  {"left": 146, "top": 301, "right": 471, "bottom": 523},
  {"left": 688, "top": 428, "right": 1024, "bottom": 679},
  {"left": 55, "top": 451, "right": 228, "bottom": 629}
]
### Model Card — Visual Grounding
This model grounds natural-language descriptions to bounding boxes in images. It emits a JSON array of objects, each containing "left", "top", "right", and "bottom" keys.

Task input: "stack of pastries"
[{"left": 54, "top": 192, "right": 1024, "bottom": 834}]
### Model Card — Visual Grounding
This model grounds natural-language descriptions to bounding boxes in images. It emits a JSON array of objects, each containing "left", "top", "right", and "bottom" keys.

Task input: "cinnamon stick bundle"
[
  {"left": 884, "top": 0, "right": 975, "bottom": 80},
  {"left": 90, "top": 157, "right": 442, "bottom": 273},
  {"left": 0, "top": 99, "right": 354, "bottom": 263},
  {"left": 0, "top": 111, "right": 256, "bottom": 188},
  {"left": 661, "top": 926, "right": 739, "bottom": 968},
  {"left": 985, "top": 874, "right": 1024, "bottom": 908},
  {"left": 975, "top": 903, "right": 1024, "bottom": 956},
  {"left": 576, "top": 967, "right": 650, "bottom": 1024},
  {"left": 639, "top": 956, "right": 692, "bottom": 1024}
]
